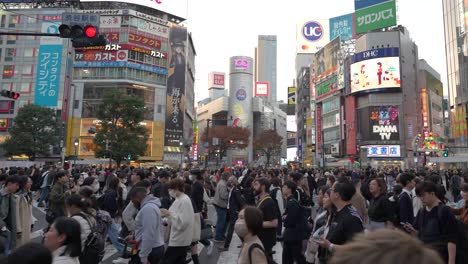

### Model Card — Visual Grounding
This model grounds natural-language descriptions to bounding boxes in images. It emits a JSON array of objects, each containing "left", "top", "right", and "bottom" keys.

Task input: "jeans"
[
  {"left": 107, "top": 219, "right": 124, "bottom": 252},
  {"left": 283, "top": 240, "right": 306, "bottom": 264},
  {"left": 161, "top": 246, "right": 189, "bottom": 264},
  {"left": 147, "top": 245, "right": 164, "bottom": 264},
  {"left": 214, "top": 206, "right": 227, "bottom": 241},
  {"left": 37, "top": 187, "right": 49, "bottom": 206}
]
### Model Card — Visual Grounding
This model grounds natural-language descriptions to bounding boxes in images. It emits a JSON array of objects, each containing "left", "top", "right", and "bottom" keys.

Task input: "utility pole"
[{"left": 204, "top": 119, "right": 211, "bottom": 168}]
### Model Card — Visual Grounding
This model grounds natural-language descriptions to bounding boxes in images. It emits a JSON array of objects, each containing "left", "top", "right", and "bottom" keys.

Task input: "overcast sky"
[{"left": 186, "top": 0, "right": 446, "bottom": 103}]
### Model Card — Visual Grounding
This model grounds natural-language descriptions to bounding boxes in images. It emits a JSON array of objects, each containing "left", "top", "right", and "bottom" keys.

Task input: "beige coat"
[
  {"left": 238, "top": 235, "right": 268, "bottom": 264},
  {"left": 351, "top": 189, "right": 369, "bottom": 225},
  {"left": 16, "top": 192, "right": 32, "bottom": 246}
]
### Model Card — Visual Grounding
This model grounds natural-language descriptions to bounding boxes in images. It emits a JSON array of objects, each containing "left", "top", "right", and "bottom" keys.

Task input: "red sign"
[
  {"left": 42, "top": 15, "right": 62, "bottom": 21},
  {"left": 255, "top": 82, "right": 269, "bottom": 97},
  {"left": 75, "top": 44, "right": 167, "bottom": 59},
  {"left": 75, "top": 50, "right": 127, "bottom": 62},
  {"left": 316, "top": 105, "right": 322, "bottom": 154},
  {"left": 102, "top": 32, "right": 120, "bottom": 42},
  {"left": 129, "top": 33, "right": 161, "bottom": 50},
  {"left": 345, "top": 96, "right": 357, "bottom": 155},
  {"left": 213, "top": 74, "right": 224, "bottom": 86}
]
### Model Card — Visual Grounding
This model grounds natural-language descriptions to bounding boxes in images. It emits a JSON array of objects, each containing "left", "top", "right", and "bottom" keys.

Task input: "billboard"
[
  {"left": 366, "top": 145, "right": 401, "bottom": 157},
  {"left": 229, "top": 56, "right": 253, "bottom": 128},
  {"left": 75, "top": 50, "right": 128, "bottom": 62},
  {"left": 316, "top": 104, "right": 322, "bottom": 154},
  {"left": 354, "top": 0, "right": 388, "bottom": 10},
  {"left": 296, "top": 19, "right": 330, "bottom": 53},
  {"left": 350, "top": 47, "right": 401, "bottom": 94},
  {"left": 315, "top": 36, "right": 341, "bottom": 81},
  {"left": 316, "top": 75, "right": 337, "bottom": 100},
  {"left": 164, "top": 26, "right": 187, "bottom": 147},
  {"left": 80, "top": 0, "right": 188, "bottom": 19},
  {"left": 329, "top": 13, "right": 355, "bottom": 41},
  {"left": 288, "top": 87, "right": 296, "bottom": 105},
  {"left": 35, "top": 21, "right": 63, "bottom": 107},
  {"left": 369, "top": 105, "right": 400, "bottom": 141},
  {"left": 452, "top": 105, "right": 468, "bottom": 138},
  {"left": 345, "top": 96, "right": 357, "bottom": 155},
  {"left": 208, "top": 72, "right": 225, "bottom": 89},
  {"left": 355, "top": 0, "right": 397, "bottom": 34},
  {"left": 255, "top": 82, "right": 269, "bottom": 97}
]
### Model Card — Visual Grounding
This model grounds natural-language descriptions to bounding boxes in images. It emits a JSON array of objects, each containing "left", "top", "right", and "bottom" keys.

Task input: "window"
[
  {"left": 24, "top": 48, "right": 35, "bottom": 57},
  {"left": 157, "top": 104, "right": 162, "bottom": 113},
  {"left": 5, "top": 48, "right": 15, "bottom": 61},
  {"left": 8, "top": 15, "right": 19, "bottom": 27},
  {"left": 27, "top": 16, "right": 37, "bottom": 24},
  {"left": 2, "top": 83, "right": 12, "bottom": 91},
  {"left": 2, "top": 65, "right": 15, "bottom": 78},
  {"left": 6, "top": 35, "right": 16, "bottom": 45},
  {"left": 20, "top": 82, "right": 31, "bottom": 93},
  {"left": 0, "top": 15, "right": 5, "bottom": 26},
  {"left": 22, "top": 65, "right": 33, "bottom": 76}
]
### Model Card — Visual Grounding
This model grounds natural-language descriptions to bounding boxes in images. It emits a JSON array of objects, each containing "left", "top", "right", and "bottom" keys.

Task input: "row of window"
[{"left": 74, "top": 68, "right": 167, "bottom": 85}]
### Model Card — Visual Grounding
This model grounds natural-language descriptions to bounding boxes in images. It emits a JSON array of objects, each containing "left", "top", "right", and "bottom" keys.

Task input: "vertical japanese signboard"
[
  {"left": 164, "top": 26, "right": 188, "bottom": 147},
  {"left": 35, "top": 21, "right": 63, "bottom": 107}
]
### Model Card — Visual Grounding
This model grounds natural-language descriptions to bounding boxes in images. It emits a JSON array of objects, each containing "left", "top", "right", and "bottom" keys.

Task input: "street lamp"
[
  {"left": 179, "top": 141, "right": 184, "bottom": 171},
  {"left": 73, "top": 138, "right": 79, "bottom": 166}
]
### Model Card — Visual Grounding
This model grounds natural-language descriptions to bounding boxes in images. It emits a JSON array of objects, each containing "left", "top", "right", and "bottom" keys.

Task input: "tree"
[
  {"left": 2, "top": 104, "right": 59, "bottom": 160},
  {"left": 93, "top": 90, "right": 149, "bottom": 166},
  {"left": 202, "top": 125, "right": 250, "bottom": 164},
  {"left": 253, "top": 129, "right": 283, "bottom": 167}
]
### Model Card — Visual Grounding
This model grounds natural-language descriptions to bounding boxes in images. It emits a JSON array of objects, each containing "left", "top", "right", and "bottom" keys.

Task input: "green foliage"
[
  {"left": 93, "top": 90, "right": 149, "bottom": 165},
  {"left": 253, "top": 129, "right": 283, "bottom": 166},
  {"left": 2, "top": 104, "right": 59, "bottom": 160}
]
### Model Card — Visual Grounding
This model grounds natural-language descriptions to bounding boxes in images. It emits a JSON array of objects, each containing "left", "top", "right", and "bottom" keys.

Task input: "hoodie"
[{"left": 135, "top": 195, "right": 164, "bottom": 261}]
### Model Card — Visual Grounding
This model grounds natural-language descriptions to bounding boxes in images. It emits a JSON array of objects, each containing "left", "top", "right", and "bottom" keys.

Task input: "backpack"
[
  {"left": 75, "top": 213, "right": 105, "bottom": 264},
  {"left": 248, "top": 243, "right": 277, "bottom": 264},
  {"left": 388, "top": 192, "right": 401, "bottom": 225}
]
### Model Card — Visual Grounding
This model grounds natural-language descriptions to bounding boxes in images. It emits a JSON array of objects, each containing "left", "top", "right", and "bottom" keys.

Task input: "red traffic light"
[
  {"left": 84, "top": 25, "right": 97, "bottom": 38},
  {"left": 0, "top": 89, "right": 19, "bottom": 100},
  {"left": 13, "top": 93, "right": 19, "bottom": 99}
]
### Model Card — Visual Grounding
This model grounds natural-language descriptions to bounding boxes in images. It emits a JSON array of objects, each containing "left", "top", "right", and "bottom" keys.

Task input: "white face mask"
[
  {"left": 189, "top": 175, "right": 193, "bottom": 181},
  {"left": 169, "top": 190, "right": 177, "bottom": 198},
  {"left": 92, "top": 182, "right": 100, "bottom": 193},
  {"left": 234, "top": 220, "right": 248, "bottom": 238}
]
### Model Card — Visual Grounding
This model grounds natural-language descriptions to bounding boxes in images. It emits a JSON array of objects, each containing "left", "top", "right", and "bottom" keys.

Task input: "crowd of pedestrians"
[{"left": 0, "top": 165, "right": 465, "bottom": 264}]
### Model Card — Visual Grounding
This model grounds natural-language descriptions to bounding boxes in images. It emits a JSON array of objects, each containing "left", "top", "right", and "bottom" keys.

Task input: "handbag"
[{"left": 122, "top": 239, "right": 139, "bottom": 259}]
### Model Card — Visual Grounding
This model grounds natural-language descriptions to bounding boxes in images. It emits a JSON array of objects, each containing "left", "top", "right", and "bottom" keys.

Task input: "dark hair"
[
  {"left": 393, "top": 185, "right": 403, "bottom": 196},
  {"left": 283, "top": 180, "right": 297, "bottom": 195},
  {"left": 134, "top": 169, "right": 146, "bottom": 180},
  {"left": 191, "top": 169, "right": 203, "bottom": 180},
  {"left": 106, "top": 176, "right": 120, "bottom": 191},
  {"left": 415, "top": 181, "right": 438, "bottom": 197},
  {"left": 289, "top": 172, "right": 303, "bottom": 183},
  {"left": 371, "top": 178, "right": 387, "bottom": 195},
  {"left": 5, "top": 175, "right": 22, "bottom": 186},
  {"left": 52, "top": 217, "right": 82, "bottom": 257},
  {"left": 270, "top": 177, "right": 281, "bottom": 188},
  {"left": 0, "top": 174, "right": 7, "bottom": 183},
  {"left": 82, "top": 177, "right": 96, "bottom": 187},
  {"left": 254, "top": 177, "right": 271, "bottom": 191},
  {"left": 334, "top": 177, "right": 356, "bottom": 202},
  {"left": 461, "top": 183, "right": 468, "bottom": 193},
  {"left": 168, "top": 178, "right": 185, "bottom": 192},
  {"left": 55, "top": 171, "right": 66, "bottom": 181},
  {"left": 243, "top": 206, "right": 264, "bottom": 236},
  {"left": 319, "top": 185, "right": 330, "bottom": 195},
  {"left": 400, "top": 173, "right": 415, "bottom": 187},
  {"left": 8, "top": 242, "right": 52, "bottom": 264},
  {"left": 129, "top": 186, "right": 147, "bottom": 199},
  {"left": 78, "top": 186, "right": 98, "bottom": 209},
  {"left": 134, "top": 179, "right": 151, "bottom": 189},
  {"left": 65, "top": 194, "right": 92, "bottom": 213},
  {"left": 159, "top": 170, "right": 170, "bottom": 179},
  {"left": 18, "top": 175, "right": 30, "bottom": 190}
]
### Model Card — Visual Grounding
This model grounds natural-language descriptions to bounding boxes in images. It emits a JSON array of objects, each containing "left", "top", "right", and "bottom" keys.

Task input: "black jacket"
[
  {"left": 227, "top": 187, "right": 245, "bottom": 221},
  {"left": 282, "top": 196, "right": 303, "bottom": 242},
  {"left": 191, "top": 180, "right": 205, "bottom": 213}
]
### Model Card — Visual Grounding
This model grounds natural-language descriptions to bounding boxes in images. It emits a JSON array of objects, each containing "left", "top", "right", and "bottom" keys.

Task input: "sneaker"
[
  {"left": 206, "top": 241, "right": 214, "bottom": 255},
  {"left": 112, "top": 257, "right": 129, "bottom": 264}
]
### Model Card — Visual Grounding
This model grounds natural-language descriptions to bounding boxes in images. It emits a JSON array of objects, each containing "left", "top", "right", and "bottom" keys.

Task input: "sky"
[{"left": 185, "top": 0, "right": 446, "bottom": 103}]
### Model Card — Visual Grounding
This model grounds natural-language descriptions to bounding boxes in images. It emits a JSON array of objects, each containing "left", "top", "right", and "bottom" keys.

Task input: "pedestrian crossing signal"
[
  {"left": 0, "top": 90, "right": 19, "bottom": 100},
  {"left": 443, "top": 149, "right": 448, "bottom": 157}
]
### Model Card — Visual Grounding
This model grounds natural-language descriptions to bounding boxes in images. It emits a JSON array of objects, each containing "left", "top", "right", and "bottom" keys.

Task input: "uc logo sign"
[{"left": 302, "top": 21, "right": 323, "bottom": 42}]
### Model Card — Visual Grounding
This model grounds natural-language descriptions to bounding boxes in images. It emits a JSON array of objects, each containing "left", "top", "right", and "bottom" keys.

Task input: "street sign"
[{"left": 62, "top": 13, "right": 100, "bottom": 28}]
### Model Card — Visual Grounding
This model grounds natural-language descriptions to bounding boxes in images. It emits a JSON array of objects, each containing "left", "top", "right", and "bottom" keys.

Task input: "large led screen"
[{"left": 350, "top": 56, "right": 401, "bottom": 94}]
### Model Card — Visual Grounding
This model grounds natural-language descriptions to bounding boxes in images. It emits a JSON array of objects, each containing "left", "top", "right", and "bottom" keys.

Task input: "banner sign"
[
  {"left": 329, "top": 13, "right": 355, "bottom": 41},
  {"left": 355, "top": 0, "right": 397, "bottom": 34},
  {"left": 369, "top": 105, "right": 400, "bottom": 141},
  {"left": 288, "top": 87, "right": 296, "bottom": 105},
  {"left": 355, "top": 0, "right": 388, "bottom": 10},
  {"left": 129, "top": 32, "right": 162, "bottom": 50},
  {"left": 316, "top": 75, "right": 338, "bottom": 100},
  {"left": 315, "top": 36, "right": 341, "bottom": 81},
  {"left": 35, "top": 45, "right": 62, "bottom": 107},
  {"left": 73, "top": 61, "right": 167, "bottom": 75},
  {"left": 366, "top": 145, "right": 401, "bottom": 157},
  {"left": 75, "top": 50, "right": 128, "bottom": 62},
  {"left": 255, "top": 82, "right": 269, "bottom": 97}
]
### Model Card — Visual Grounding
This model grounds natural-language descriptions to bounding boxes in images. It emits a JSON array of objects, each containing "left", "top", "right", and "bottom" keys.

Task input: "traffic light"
[
  {"left": 0, "top": 89, "right": 19, "bottom": 100},
  {"left": 443, "top": 149, "right": 448, "bottom": 157},
  {"left": 59, "top": 24, "right": 107, "bottom": 48},
  {"left": 127, "top": 154, "right": 132, "bottom": 160},
  {"left": 229, "top": 139, "right": 234, "bottom": 144}
]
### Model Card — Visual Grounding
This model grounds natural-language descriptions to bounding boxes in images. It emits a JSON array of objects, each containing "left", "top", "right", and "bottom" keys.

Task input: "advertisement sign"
[
  {"left": 229, "top": 56, "right": 253, "bottom": 128},
  {"left": 310, "top": 63, "right": 316, "bottom": 100},
  {"left": 102, "top": 32, "right": 120, "bottom": 42},
  {"left": 345, "top": 96, "right": 357, "bottom": 155},
  {"left": 75, "top": 50, "right": 128, "bottom": 62},
  {"left": 355, "top": 0, "right": 397, "bottom": 34},
  {"left": 316, "top": 75, "right": 338, "bottom": 100},
  {"left": 315, "top": 36, "right": 341, "bottom": 81},
  {"left": 451, "top": 105, "right": 468, "bottom": 138},
  {"left": 208, "top": 72, "right": 225, "bottom": 89},
  {"left": 100, "top": 16, "right": 121, "bottom": 28},
  {"left": 164, "top": 26, "right": 187, "bottom": 147},
  {"left": 350, "top": 56, "right": 400, "bottom": 94},
  {"left": 288, "top": 87, "right": 296, "bottom": 105},
  {"left": 329, "top": 13, "right": 355, "bottom": 41},
  {"left": 366, "top": 145, "right": 401, "bottom": 157},
  {"left": 369, "top": 105, "right": 400, "bottom": 141},
  {"left": 316, "top": 105, "right": 322, "bottom": 154},
  {"left": 62, "top": 13, "right": 100, "bottom": 28},
  {"left": 73, "top": 61, "right": 167, "bottom": 74},
  {"left": 80, "top": 0, "right": 188, "bottom": 19},
  {"left": 129, "top": 32, "right": 162, "bottom": 50},
  {"left": 296, "top": 19, "right": 330, "bottom": 53},
  {"left": 255, "top": 82, "right": 269, "bottom": 97},
  {"left": 422, "top": 88, "right": 429, "bottom": 128},
  {"left": 234, "top": 59, "right": 250, "bottom": 70},
  {"left": 354, "top": 0, "right": 388, "bottom": 10}
]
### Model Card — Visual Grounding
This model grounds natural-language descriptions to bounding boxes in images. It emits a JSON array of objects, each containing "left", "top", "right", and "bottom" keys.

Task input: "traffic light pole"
[{"left": 0, "top": 32, "right": 59, "bottom": 37}]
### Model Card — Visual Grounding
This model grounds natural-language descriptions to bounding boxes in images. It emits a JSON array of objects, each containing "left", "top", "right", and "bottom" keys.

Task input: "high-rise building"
[
  {"left": 442, "top": 0, "right": 468, "bottom": 149},
  {"left": 0, "top": 1, "right": 192, "bottom": 167},
  {"left": 255, "top": 35, "right": 277, "bottom": 104}
]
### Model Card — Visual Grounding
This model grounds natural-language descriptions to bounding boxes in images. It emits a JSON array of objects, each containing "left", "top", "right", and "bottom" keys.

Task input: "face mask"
[
  {"left": 189, "top": 175, "right": 193, "bottom": 181},
  {"left": 92, "top": 183, "right": 100, "bottom": 193},
  {"left": 234, "top": 220, "right": 248, "bottom": 238},
  {"left": 169, "top": 190, "right": 177, "bottom": 198}
]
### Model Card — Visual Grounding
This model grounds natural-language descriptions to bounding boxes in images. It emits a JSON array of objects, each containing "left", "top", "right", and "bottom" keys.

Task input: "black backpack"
[
  {"left": 248, "top": 243, "right": 277, "bottom": 264},
  {"left": 387, "top": 192, "right": 401, "bottom": 225},
  {"left": 75, "top": 213, "right": 105, "bottom": 264}
]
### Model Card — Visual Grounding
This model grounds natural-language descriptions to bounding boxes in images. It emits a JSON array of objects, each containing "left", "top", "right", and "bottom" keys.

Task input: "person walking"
[
  {"left": 16, "top": 176, "right": 33, "bottom": 246},
  {"left": 282, "top": 181, "right": 306, "bottom": 264},
  {"left": 44, "top": 217, "right": 81, "bottom": 264},
  {"left": 213, "top": 172, "right": 229, "bottom": 243},
  {"left": 221, "top": 176, "right": 245, "bottom": 251},
  {"left": 237, "top": 207, "right": 268, "bottom": 264}
]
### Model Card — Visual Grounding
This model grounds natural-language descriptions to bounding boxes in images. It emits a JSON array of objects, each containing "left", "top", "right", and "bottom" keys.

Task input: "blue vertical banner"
[
  {"left": 329, "top": 13, "right": 355, "bottom": 41},
  {"left": 354, "top": 0, "right": 388, "bottom": 10},
  {"left": 35, "top": 44, "right": 62, "bottom": 106}
]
